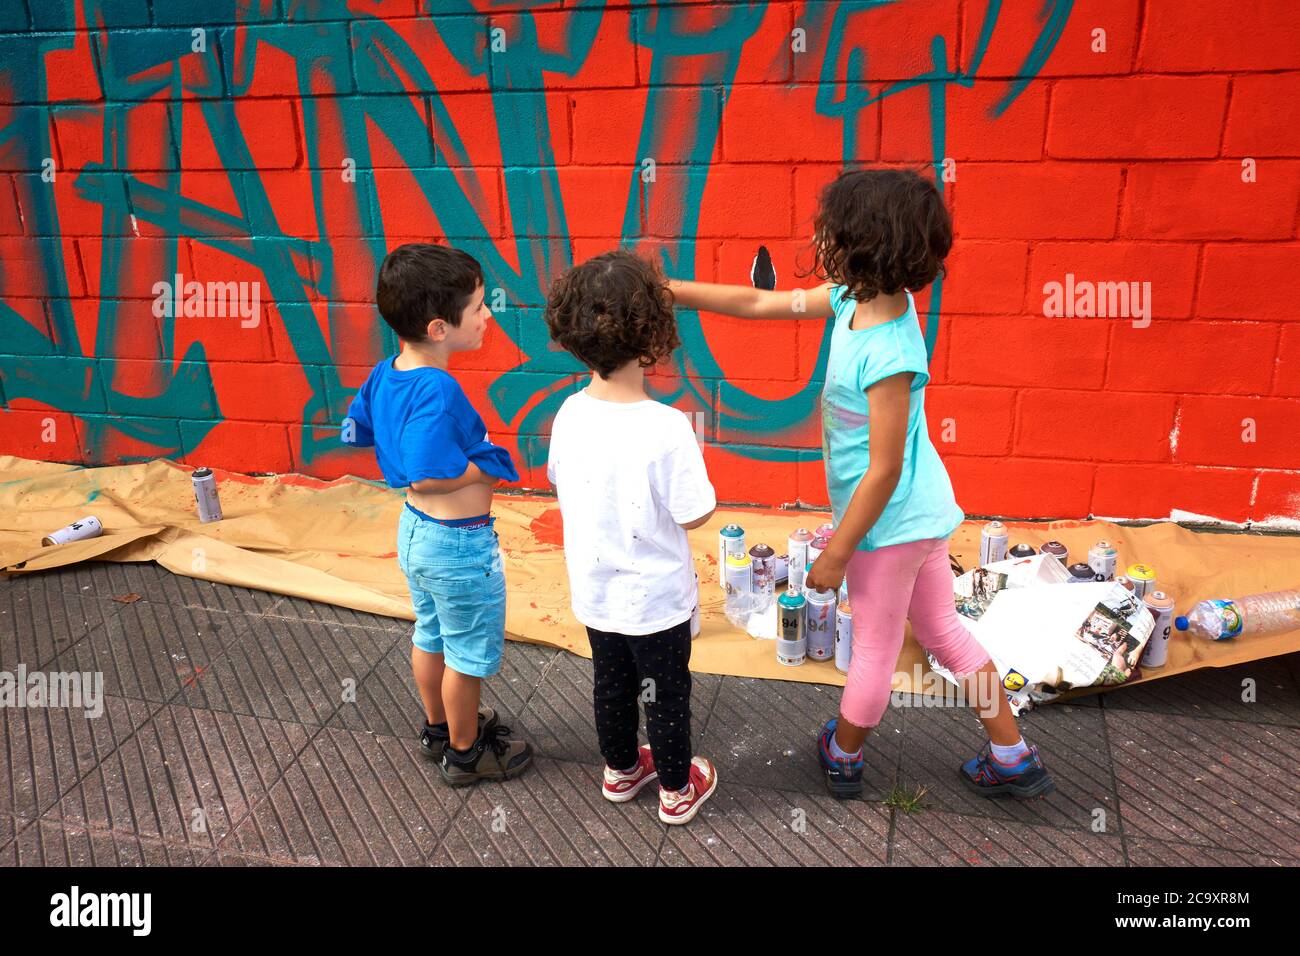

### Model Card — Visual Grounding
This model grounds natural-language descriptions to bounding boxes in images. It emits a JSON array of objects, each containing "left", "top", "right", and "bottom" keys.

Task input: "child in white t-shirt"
[{"left": 544, "top": 251, "right": 720, "bottom": 826}]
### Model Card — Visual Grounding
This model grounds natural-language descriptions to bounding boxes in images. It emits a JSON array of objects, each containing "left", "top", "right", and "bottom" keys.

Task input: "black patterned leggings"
[{"left": 586, "top": 619, "right": 693, "bottom": 792}]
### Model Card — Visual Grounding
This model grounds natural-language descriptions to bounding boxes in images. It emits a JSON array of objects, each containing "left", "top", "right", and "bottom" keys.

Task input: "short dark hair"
[
  {"left": 808, "top": 167, "right": 952, "bottom": 303},
  {"left": 544, "top": 251, "right": 680, "bottom": 379},
  {"left": 376, "top": 243, "right": 483, "bottom": 341}
]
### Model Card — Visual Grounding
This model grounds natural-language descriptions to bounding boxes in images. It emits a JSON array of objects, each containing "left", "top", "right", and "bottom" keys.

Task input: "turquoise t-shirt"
[{"left": 821, "top": 286, "right": 964, "bottom": 551}]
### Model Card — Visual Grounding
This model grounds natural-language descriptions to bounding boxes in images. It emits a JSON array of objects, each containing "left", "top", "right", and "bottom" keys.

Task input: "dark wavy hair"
[
  {"left": 376, "top": 243, "right": 483, "bottom": 341},
  {"left": 808, "top": 167, "right": 952, "bottom": 303},
  {"left": 544, "top": 251, "right": 680, "bottom": 379}
]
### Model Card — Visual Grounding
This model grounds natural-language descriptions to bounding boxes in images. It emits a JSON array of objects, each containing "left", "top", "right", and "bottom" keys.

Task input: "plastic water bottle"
[{"left": 1175, "top": 589, "right": 1300, "bottom": 641}]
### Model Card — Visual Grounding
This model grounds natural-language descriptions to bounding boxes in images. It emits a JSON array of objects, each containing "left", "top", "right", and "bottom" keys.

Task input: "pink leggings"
[{"left": 841, "top": 537, "right": 992, "bottom": 728}]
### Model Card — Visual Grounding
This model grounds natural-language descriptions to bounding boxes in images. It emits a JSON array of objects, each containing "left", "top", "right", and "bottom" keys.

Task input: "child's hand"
[{"left": 805, "top": 551, "right": 847, "bottom": 594}]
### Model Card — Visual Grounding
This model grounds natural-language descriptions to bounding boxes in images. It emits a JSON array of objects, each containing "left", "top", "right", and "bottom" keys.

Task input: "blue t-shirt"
[
  {"left": 342, "top": 357, "right": 518, "bottom": 488},
  {"left": 821, "top": 286, "right": 963, "bottom": 551}
]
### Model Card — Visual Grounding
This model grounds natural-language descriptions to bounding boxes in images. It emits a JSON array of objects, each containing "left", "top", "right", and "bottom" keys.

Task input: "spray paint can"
[
  {"left": 809, "top": 534, "right": 832, "bottom": 565},
  {"left": 835, "top": 601, "right": 853, "bottom": 674},
  {"left": 788, "top": 528, "right": 814, "bottom": 593},
  {"left": 814, "top": 522, "right": 835, "bottom": 541},
  {"left": 805, "top": 582, "right": 837, "bottom": 661},
  {"left": 41, "top": 516, "right": 103, "bottom": 547},
  {"left": 1008, "top": 543, "right": 1036, "bottom": 559},
  {"left": 1140, "top": 590, "right": 1175, "bottom": 668},
  {"left": 1115, "top": 574, "right": 1134, "bottom": 592},
  {"left": 1088, "top": 540, "right": 1117, "bottom": 582},
  {"left": 774, "top": 554, "right": 789, "bottom": 588},
  {"left": 718, "top": 524, "right": 745, "bottom": 592},
  {"left": 192, "top": 467, "right": 223, "bottom": 523},
  {"left": 777, "top": 589, "right": 807, "bottom": 666},
  {"left": 1067, "top": 562, "right": 1096, "bottom": 583},
  {"left": 749, "top": 543, "right": 775, "bottom": 612},
  {"left": 979, "top": 521, "right": 1008, "bottom": 565},
  {"left": 1041, "top": 540, "right": 1069, "bottom": 566},
  {"left": 724, "top": 552, "right": 753, "bottom": 620},
  {"left": 1127, "top": 563, "right": 1156, "bottom": 601}
]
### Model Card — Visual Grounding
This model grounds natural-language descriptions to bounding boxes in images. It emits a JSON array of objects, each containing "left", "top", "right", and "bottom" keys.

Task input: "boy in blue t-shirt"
[{"left": 343, "top": 243, "right": 532, "bottom": 786}]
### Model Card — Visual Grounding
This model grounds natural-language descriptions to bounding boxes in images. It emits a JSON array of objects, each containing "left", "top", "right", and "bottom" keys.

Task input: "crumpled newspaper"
[{"left": 933, "top": 555, "right": 1152, "bottom": 714}]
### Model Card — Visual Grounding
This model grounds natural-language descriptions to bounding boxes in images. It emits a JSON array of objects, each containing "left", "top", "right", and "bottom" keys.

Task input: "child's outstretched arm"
[
  {"left": 804, "top": 372, "right": 912, "bottom": 594},
  {"left": 668, "top": 279, "right": 835, "bottom": 321}
]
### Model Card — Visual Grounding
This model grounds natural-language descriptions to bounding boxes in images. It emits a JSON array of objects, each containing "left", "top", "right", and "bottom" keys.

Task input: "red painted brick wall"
[{"left": 1, "top": 0, "right": 1298, "bottom": 524}]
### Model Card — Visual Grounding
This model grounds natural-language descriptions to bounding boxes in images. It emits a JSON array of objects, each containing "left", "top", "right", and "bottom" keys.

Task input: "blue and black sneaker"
[
  {"left": 959, "top": 741, "right": 1056, "bottom": 799},
  {"left": 817, "top": 718, "right": 865, "bottom": 799}
]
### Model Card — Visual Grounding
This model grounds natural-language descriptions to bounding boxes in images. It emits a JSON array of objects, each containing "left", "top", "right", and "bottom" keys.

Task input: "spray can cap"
[
  {"left": 1174, "top": 616, "right": 1189, "bottom": 631},
  {"left": 193, "top": 467, "right": 213, "bottom": 479}
]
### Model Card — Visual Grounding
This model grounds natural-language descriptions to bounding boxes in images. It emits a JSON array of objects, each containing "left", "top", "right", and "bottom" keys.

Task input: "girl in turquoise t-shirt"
[{"left": 670, "top": 168, "right": 1055, "bottom": 801}]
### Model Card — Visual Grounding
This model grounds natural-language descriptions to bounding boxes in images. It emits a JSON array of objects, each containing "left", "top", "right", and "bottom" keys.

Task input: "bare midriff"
[{"left": 405, "top": 477, "right": 494, "bottom": 521}]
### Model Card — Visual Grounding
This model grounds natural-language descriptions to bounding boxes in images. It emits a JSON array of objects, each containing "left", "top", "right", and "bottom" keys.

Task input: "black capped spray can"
[
  {"left": 1041, "top": 540, "right": 1069, "bottom": 565},
  {"left": 1067, "top": 562, "right": 1095, "bottom": 583},
  {"left": 192, "top": 467, "right": 223, "bottom": 523},
  {"left": 1008, "top": 543, "right": 1036, "bottom": 559},
  {"left": 777, "top": 589, "right": 807, "bottom": 666}
]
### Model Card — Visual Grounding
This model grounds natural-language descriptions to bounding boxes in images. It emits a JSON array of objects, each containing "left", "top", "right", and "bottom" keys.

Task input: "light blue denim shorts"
[{"left": 397, "top": 503, "right": 506, "bottom": 678}]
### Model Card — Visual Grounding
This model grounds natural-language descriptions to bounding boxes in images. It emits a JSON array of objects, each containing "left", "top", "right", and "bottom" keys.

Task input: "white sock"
[
  {"left": 829, "top": 732, "right": 862, "bottom": 761},
  {"left": 991, "top": 738, "right": 1030, "bottom": 763}
]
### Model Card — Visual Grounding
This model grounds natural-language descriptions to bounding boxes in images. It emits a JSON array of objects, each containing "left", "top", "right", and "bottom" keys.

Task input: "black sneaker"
[
  {"left": 817, "top": 718, "right": 865, "bottom": 799},
  {"left": 438, "top": 722, "right": 533, "bottom": 787},
  {"left": 419, "top": 706, "right": 498, "bottom": 759}
]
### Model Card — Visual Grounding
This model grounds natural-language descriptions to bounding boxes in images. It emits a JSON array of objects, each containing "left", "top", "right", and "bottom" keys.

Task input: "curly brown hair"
[
  {"left": 544, "top": 251, "right": 680, "bottom": 379},
  {"left": 808, "top": 167, "right": 952, "bottom": 303}
]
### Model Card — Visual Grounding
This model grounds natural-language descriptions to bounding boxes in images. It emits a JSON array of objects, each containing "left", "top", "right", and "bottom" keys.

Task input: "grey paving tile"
[
  {"left": 658, "top": 783, "right": 891, "bottom": 867},
  {"left": 430, "top": 757, "right": 662, "bottom": 866},
  {"left": 0, "top": 812, "right": 15, "bottom": 850},
  {"left": 700, "top": 677, "right": 899, "bottom": 800},
  {"left": 1106, "top": 655, "right": 1300, "bottom": 727},
  {"left": 890, "top": 807, "right": 1126, "bottom": 866},
  {"left": 37, "top": 560, "right": 283, "bottom": 616},
  {"left": 221, "top": 725, "right": 464, "bottom": 865},
  {"left": 0, "top": 819, "right": 214, "bottom": 866},
  {"left": 45, "top": 600, "right": 257, "bottom": 704},
  {"left": 521, "top": 650, "right": 724, "bottom": 766},
  {"left": 330, "top": 639, "right": 555, "bottom": 739},
  {"left": 0, "top": 694, "right": 157, "bottom": 819},
  {"left": 1108, "top": 710, "right": 1300, "bottom": 856},
  {"left": 266, "top": 594, "right": 413, "bottom": 632},
  {"left": 0, "top": 572, "right": 124, "bottom": 670},
  {"left": 897, "top": 697, "right": 1119, "bottom": 831},
  {"left": 44, "top": 705, "right": 310, "bottom": 849},
  {"left": 215, "top": 849, "right": 306, "bottom": 866},
  {"left": 1126, "top": 838, "right": 1296, "bottom": 867},
  {"left": 180, "top": 615, "right": 398, "bottom": 726}
]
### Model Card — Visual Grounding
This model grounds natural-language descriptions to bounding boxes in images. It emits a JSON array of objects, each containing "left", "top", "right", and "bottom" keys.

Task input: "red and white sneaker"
[
  {"left": 658, "top": 756, "right": 718, "bottom": 825},
  {"left": 602, "top": 745, "right": 658, "bottom": 803}
]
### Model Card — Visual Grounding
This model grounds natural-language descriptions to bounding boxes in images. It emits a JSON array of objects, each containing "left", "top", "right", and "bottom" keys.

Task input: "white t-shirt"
[{"left": 547, "top": 389, "right": 716, "bottom": 636}]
